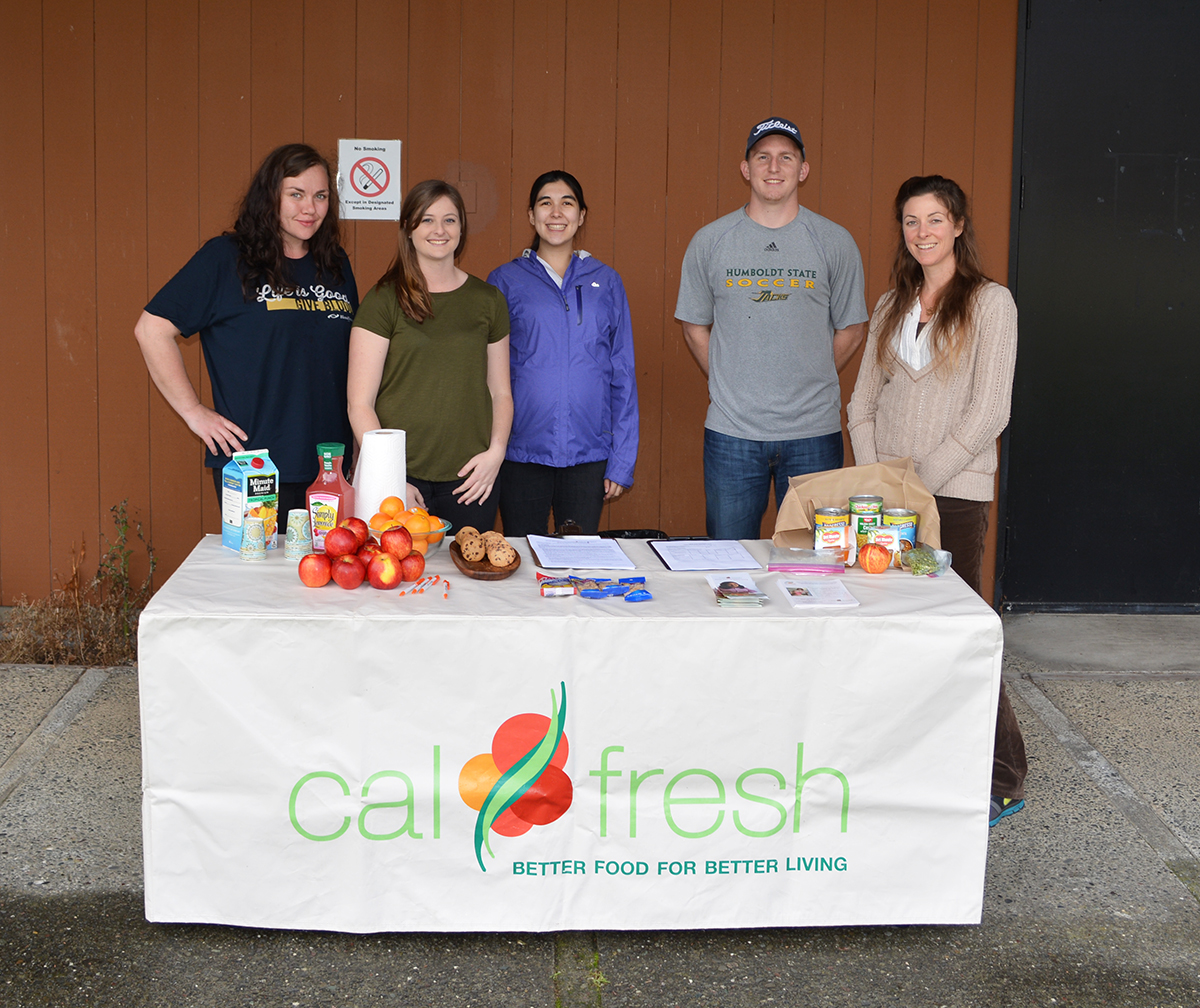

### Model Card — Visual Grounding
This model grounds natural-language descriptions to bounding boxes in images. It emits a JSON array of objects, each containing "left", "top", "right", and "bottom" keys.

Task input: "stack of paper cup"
[
  {"left": 240, "top": 517, "right": 267, "bottom": 562},
  {"left": 354, "top": 429, "right": 407, "bottom": 520}
]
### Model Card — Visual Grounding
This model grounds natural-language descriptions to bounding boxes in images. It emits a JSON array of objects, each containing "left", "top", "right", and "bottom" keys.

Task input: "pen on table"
[{"left": 442, "top": 579, "right": 450, "bottom": 600}]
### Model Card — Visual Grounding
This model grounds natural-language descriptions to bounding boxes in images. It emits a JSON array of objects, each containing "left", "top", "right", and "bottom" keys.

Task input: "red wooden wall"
[{"left": 0, "top": 0, "right": 1019, "bottom": 604}]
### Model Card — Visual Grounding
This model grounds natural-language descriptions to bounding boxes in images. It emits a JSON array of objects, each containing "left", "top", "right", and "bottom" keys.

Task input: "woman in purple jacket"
[{"left": 487, "top": 171, "right": 639, "bottom": 536}]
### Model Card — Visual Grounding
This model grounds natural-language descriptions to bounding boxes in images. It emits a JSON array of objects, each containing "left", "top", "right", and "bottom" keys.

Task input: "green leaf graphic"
[{"left": 474, "top": 682, "right": 567, "bottom": 872}]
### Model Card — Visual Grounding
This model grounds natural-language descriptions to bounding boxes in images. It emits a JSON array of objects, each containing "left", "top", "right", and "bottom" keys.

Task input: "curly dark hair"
[
  {"left": 375, "top": 180, "right": 468, "bottom": 323},
  {"left": 873, "top": 175, "right": 990, "bottom": 375},
  {"left": 227, "top": 143, "right": 346, "bottom": 298}
]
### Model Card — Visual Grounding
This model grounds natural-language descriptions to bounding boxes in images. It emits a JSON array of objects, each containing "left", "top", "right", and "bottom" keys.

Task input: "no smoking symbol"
[{"left": 351, "top": 157, "right": 390, "bottom": 198}]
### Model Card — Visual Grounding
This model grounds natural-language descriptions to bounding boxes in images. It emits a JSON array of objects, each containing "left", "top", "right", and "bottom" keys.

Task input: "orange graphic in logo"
[{"left": 458, "top": 684, "right": 571, "bottom": 870}]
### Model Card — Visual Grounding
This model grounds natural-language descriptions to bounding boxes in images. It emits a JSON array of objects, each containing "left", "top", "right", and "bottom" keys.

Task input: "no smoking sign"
[
  {"left": 351, "top": 157, "right": 390, "bottom": 198},
  {"left": 338, "top": 139, "right": 402, "bottom": 220}
]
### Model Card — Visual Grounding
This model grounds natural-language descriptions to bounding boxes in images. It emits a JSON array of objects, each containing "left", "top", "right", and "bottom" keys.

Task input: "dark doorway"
[{"left": 1001, "top": 0, "right": 1199, "bottom": 611}]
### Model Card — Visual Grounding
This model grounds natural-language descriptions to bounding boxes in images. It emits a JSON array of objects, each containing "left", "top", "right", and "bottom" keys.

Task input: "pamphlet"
[
  {"left": 705, "top": 573, "right": 769, "bottom": 608},
  {"left": 777, "top": 578, "right": 860, "bottom": 608}
]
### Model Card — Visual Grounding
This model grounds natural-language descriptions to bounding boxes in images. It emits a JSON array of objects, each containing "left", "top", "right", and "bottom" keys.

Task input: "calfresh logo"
[{"left": 458, "top": 684, "right": 571, "bottom": 871}]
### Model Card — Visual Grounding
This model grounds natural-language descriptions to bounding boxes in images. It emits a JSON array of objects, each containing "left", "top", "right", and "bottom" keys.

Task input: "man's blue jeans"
[{"left": 703, "top": 428, "right": 844, "bottom": 540}]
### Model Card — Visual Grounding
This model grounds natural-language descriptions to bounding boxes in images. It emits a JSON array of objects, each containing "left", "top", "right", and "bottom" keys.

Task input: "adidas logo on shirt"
[{"left": 764, "top": 242, "right": 780, "bottom": 252}]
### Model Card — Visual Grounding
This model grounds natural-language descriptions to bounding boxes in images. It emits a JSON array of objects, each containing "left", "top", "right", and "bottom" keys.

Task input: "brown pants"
[{"left": 935, "top": 495, "right": 1027, "bottom": 801}]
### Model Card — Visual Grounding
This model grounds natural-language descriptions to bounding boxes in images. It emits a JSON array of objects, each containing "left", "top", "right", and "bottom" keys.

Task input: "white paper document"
[
  {"left": 649, "top": 539, "right": 761, "bottom": 571},
  {"left": 526, "top": 535, "right": 636, "bottom": 570},
  {"left": 778, "top": 578, "right": 860, "bottom": 608}
]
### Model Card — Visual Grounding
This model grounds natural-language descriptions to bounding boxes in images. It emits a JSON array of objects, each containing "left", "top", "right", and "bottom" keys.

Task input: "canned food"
[
  {"left": 882, "top": 508, "right": 919, "bottom": 567},
  {"left": 868, "top": 525, "right": 903, "bottom": 567},
  {"left": 813, "top": 507, "right": 849, "bottom": 528},
  {"left": 849, "top": 495, "right": 884, "bottom": 548}
]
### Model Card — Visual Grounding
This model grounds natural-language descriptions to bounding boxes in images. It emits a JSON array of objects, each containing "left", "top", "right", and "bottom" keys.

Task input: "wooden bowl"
[{"left": 449, "top": 541, "right": 522, "bottom": 580}]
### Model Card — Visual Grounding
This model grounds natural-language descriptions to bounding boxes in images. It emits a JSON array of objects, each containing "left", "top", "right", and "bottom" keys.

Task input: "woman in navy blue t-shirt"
[{"left": 135, "top": 143, "right": 358, "bottom": 518}]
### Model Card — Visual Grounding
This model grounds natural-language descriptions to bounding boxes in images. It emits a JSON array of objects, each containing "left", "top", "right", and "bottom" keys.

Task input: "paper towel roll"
[{"left": 354, "top": 429, "right": 407, "bottom": 520}]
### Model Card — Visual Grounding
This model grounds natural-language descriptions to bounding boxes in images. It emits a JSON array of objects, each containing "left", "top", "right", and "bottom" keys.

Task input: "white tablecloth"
[{"left": 138, "top": 535, "right": 1002, "bottom": 932}]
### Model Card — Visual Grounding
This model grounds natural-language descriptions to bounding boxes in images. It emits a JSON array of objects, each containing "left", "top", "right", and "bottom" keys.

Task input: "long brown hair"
[
  {"left": 228, "top": 143, "right": 345, "bottom": 298},
  {"left": 874, "top": 175, "right": 988, "bottom": 374},
  {"left": 375, "top": 180, "right": 468, "bottom": 323}
]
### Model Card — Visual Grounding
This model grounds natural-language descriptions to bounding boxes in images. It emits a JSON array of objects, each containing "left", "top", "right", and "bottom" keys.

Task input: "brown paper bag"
[{"left": 772, "top": 457, "right": 941, "bottom": 549}]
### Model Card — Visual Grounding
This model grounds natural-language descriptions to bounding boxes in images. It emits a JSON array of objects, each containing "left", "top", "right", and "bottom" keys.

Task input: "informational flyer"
[
  {"left": 777, "top": 578, "right": 860, "bottom": 608},
  {"left": 337, "top": 139, "right": 402, "bottom": 220}
]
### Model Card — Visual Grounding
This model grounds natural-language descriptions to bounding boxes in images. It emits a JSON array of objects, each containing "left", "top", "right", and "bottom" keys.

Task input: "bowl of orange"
[{"left": 368, "top": 499, "right": 452, "bottom": 556}]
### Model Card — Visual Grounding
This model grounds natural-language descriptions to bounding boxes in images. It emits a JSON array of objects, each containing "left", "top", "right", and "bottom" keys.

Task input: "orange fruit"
[
  {"left": 426, "top": 516, "right": 445, "bottom": 544},
  {"left": 379, "top": 495, "right": 405, "bottom": 518},
  {"left": 368, "top": 512, "right": 393, "bottom": 531},
  {"left": 410, "top": 506, "right": 429, "bottom": 518},
  {"left": 409, "top": 538, "right": 429, "bottom": 555},
  {"left": 402, "top": 512, "right": 431, "bottom": 534}
]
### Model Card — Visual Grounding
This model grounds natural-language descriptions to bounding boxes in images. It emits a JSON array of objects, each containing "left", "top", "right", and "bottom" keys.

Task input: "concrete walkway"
[{"left": 2, "top": 614, "right": 1199, "bottom": 1007}]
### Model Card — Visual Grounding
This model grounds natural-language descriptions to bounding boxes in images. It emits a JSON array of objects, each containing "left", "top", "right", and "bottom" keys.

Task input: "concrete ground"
[{"left": 1, "top": 614, "right": 1199, "bottom": 1007}]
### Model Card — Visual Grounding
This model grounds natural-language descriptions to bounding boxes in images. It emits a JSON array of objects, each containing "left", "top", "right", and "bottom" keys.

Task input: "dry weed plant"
[{"left": 0, "top": 501, "right": 156, "bottom": 666}]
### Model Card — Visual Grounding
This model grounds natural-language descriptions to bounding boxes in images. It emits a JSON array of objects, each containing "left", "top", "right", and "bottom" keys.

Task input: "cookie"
[
  {"left": 455, "top": 527, "right": 480, "bottom": 546},
  {"left": 487, "top": 541, "right": 517, "bottom": 567},
  {"left": 459, "top": 536, "right": 487, "bottom": 562}
]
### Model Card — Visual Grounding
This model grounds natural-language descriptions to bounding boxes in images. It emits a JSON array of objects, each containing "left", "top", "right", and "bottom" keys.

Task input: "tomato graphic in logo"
[{"left": 458, "top": 684, "right": 570, "bottom": 870}]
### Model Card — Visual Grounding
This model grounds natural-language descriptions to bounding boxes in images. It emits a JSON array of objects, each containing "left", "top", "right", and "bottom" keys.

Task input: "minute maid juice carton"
[{"left": 221, "top": 450, "right": 280, "bottom": 551}]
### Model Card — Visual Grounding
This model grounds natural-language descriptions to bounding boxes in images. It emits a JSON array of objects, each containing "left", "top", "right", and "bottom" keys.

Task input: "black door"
[{"left": 1002, "top": 0, "right": 1200, "bottom": 611}]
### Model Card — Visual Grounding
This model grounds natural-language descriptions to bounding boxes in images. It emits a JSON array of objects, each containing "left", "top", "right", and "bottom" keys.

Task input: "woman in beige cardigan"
[{"left": 848, "top": 174, "right": 1026, "bottom": 827}]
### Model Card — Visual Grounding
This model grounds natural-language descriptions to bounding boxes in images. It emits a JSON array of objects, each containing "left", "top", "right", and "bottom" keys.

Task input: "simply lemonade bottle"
[{"left": 306, "top": 443, "right": 355, "bottom": 552}]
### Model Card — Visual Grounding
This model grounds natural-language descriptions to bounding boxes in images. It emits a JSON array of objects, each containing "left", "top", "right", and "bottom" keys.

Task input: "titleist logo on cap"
[{"left": 752, "top": 118, "right": 798, "bottom": 139}]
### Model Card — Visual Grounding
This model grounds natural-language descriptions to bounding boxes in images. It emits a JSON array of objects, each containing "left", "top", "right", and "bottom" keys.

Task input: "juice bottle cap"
[
  {"left": 316, "top": 442, "right": 345, "bottom": 459},
  {"left": 251, "top": 457, "right": 264, "bottom": 469}
]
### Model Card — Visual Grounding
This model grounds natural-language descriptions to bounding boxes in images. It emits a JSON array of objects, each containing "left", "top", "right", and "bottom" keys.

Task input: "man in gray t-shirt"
[{"left": 676, "top": 116, "right": 868, "bottom": 539}]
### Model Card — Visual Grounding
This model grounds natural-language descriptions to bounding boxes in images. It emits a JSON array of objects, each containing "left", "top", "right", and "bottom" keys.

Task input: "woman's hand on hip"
[
  {"left": 181, "top": 402, "right": 247, "bottom": 457},
  {"left": 454, "top": 446, "right": 506, "bottom": 505}
]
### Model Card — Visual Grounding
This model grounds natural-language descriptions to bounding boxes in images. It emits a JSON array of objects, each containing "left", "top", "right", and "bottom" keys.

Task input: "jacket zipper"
[{"left": 575, "top": 285, "right": 583, "bottom": 326}]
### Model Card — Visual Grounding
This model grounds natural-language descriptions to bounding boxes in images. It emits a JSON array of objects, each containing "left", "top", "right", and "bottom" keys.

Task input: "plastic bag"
[{"left": 903, "top": 545, "right": 952, "bottom": 577}]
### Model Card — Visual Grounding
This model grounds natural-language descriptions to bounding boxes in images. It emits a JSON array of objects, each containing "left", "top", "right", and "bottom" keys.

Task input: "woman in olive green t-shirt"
[{"left": 347, "top": 180, "right": 512, "bottom": 532}]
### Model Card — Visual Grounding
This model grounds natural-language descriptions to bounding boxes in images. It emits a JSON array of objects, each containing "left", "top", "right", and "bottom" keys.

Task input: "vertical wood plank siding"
[{"left": 0, "top": 0, "right": 1019, "bottom": 602}]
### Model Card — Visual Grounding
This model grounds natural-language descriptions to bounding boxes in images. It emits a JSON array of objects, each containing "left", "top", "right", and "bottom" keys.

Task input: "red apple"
[
  {"left": 339, "top": 516, "right": 369, "bottom": 548},
  {"left": 398, "top": 550, "right": 425, "bottom": 583},
  {"left": 324, "top": 526, "right": 359, "bottom": 558},
  {"left": 357, "top": 541, "right": 383, "bottom": 560},
  {"left": 297, "top": 553, "right": 332, "bottom": 587},
  {"left": 379, "top": 525, "right": 414, "bottom": 559},
  {"left": 330, "top": 553, "right": 367, "bottom": 589},
  {"left": 367, "top": 552, "right": 403, "bottom": 590},
  {"left": 858, "top": 542, "right": 891, "bottom": 575}
]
